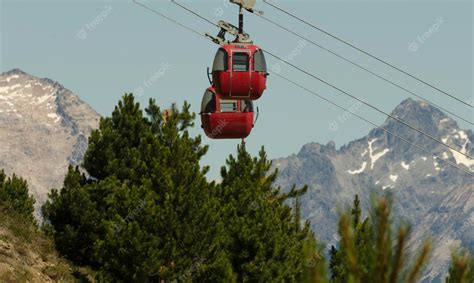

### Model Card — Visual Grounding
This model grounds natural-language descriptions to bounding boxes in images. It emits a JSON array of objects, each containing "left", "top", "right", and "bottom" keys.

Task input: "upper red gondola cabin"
[{"left": 212, "top": 43, "right": 268, "bottom": 100}]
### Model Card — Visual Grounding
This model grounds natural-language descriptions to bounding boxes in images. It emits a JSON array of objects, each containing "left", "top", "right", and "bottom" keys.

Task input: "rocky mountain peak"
[
  {"left": 0, "top": 69, "right": 100, "bottom": 218},
  {"left": 2, "top": 68, "right": 28, "bottom": 76},
  {"left": 390, "top": 98, "right": 448, "bottom": 124},
  {"left": 298, "top": 141, "right": 337, "bottom": 157},
  {"left": 378, "top": 98, "right": 453, "bottom": 139},
  {"left": 2, "top": 68, "right": 65, "bottom": 94},
  {"left": 363, "top": 99, "right": 465, "bottom": 159}
]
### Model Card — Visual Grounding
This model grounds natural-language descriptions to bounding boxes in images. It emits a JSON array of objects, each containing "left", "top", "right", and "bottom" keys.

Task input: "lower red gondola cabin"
[
  {"left": 200, "top": 87, "right": 255, "bottom": 139},
  {"left": 212, "top": 43, "right": 267, "bottom": 100}
]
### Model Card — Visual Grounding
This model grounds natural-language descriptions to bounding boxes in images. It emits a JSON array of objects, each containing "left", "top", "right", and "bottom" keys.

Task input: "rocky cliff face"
[
  {"left": 273, "top": 99, "right": 473, "bottom": 282},
  {"left": 0, "top": 69, "right": 100, "bottom": 218}
]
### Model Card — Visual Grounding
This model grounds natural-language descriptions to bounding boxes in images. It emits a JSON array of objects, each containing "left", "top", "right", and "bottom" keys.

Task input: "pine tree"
[
  {"left": 446, "top": 251, "right": 474, "bottom": 283},
  {"left": 329, "top": 194, "right": 371, "bottom": 282},
  {"left": 0, "top": 169, "right": 35, "bottom": 223},
  {"left": 43, "top": 94, "right": 232, "bottom": 281},
  {"left": 329, "top": 244, "right": 347, "bottom": 282},
  {"left": 330, "top": 195, "right": 432, "bottom": 283},
  {"left": 42, "top": 166, "right": 101, "bottom": 266},
  {"left": 218, "top": 143, "right": 313, "bottom": 281},
  {"left": 300, "top": 222, "right": 328, "bottom": 283}
]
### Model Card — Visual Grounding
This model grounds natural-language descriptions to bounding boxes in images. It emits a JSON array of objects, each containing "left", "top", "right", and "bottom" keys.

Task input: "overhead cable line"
[
  {"left": 263, "top": 50, "right": 473, "bottom": 159},
  {"left": 271, "top": 72, "right": 473, "bottom": 177},
  {"left": 263, "top": 0, "right": 473, "bottom": 109},
  {"left": 248, "top": 11, "right": 473, "bottom": 125},
  {"left": 170, "top": 0, "right": 473, "bottom": 159},
  {"left": 132, "top": 0, "right": 473, "bottom": 176}
]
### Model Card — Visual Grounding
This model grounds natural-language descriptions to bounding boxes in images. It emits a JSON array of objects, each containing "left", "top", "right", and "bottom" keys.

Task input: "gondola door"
[{"left": 229, "top": 49, "right": 252, "bottom": 99}]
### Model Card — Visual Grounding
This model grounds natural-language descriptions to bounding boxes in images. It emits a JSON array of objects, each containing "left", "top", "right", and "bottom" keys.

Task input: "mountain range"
[{"left": 274, "top": 99, "right": 473, "bottom": 282}]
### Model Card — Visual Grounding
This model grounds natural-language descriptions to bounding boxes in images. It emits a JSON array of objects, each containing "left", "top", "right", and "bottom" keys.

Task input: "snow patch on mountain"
[
  {"left": 368, "top": 138, "right": 390, "bottom": 170},
  {"left": 5, "top": 74, "right": 20, "bottom": 83},
  {"left": 389, "top": 174, "right": 398, "bottom": 182},
  {"left": 440, "top": 130, "right": 473, "bottom": 171},
  {"left": 47, "top": 113, "right": 61, "bottom": 123},
  {"left": 347, "top": 161, "right": 367, "bottom": 174},
  {"left": 434, "top": 159, "right": 441, "bottom": 171},
  {"left": 449, "top": 144, "right": 474, "bottom": 170},
  {"left": 382, "top": 184, "right": 394, "bottom": 190},
  {"left": 401, "top": 161, "right": 410, "bottom": 170},
  {"left": 36, "top": 93, "right": 55, "bottom": 105}
]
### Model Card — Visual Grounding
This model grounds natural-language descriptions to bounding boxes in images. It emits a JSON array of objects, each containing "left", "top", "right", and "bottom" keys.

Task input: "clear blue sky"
[{"left": 1, "top": 0, "right": 472, "bottom": 179}]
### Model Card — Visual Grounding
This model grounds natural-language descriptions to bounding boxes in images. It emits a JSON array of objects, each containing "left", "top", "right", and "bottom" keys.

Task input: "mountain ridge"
[{"left": 274, "top": 98, "right": 473, "bottom": 282}]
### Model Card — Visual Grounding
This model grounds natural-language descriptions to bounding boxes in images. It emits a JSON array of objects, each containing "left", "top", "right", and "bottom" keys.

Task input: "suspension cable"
[
  {"left": 250, "top": 12, "right": 473, "bottom": 126},
  {"left": 271, "top": 71, "right": 473, "bottom": 177},
  {"left": 263, "top": 49, "right": 473, "bottom": 159},
  {"left": 133, "top": 0, "right": 206, "bottom": 38},
  {"left": 132, "top": 0, "right": 474, "bottom": 176},
  {"left": 263, "top": 0, "right": 473, "bottom": 109}
]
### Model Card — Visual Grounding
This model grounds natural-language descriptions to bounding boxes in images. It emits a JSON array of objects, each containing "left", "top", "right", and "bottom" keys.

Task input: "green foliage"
[
  {"left": 446, "top": 250, "right": 474, "bottom": 283},
  {"left": 329, "top": 195, "right": 432, "bottom": 283},
  {"left": 42, "top": 166, "right": 101, "bottom": 266},
  {"left": 0, "top": 169, "right": 35, "bottom": 223},
  {"left": 300, "top": 226, "right": 328, "bottom": 283},
  {"left": 329, "top": 195, "right": 372, "bottom": 282},
  {"left": 44, "top": 94, "right": 232, "bottom": 281},
  {"left": 218, "top": 143, "right": 315, "bottom": 281},
  {"left": 43, "top": 94, "right": 319, "bottom": 281}
]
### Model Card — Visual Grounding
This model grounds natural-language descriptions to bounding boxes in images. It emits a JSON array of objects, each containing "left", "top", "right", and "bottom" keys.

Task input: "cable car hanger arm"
[{"left": 171, "top": 0, "right": 252, "bottom": 44}]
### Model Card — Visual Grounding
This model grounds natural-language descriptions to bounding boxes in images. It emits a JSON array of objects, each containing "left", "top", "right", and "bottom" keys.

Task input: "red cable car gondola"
[
  {"left": 200, "top": 87, "right": 255, "bottom": 139},
  {"left": 212, "top": 43, "right": 268, "bottom": 100}
]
